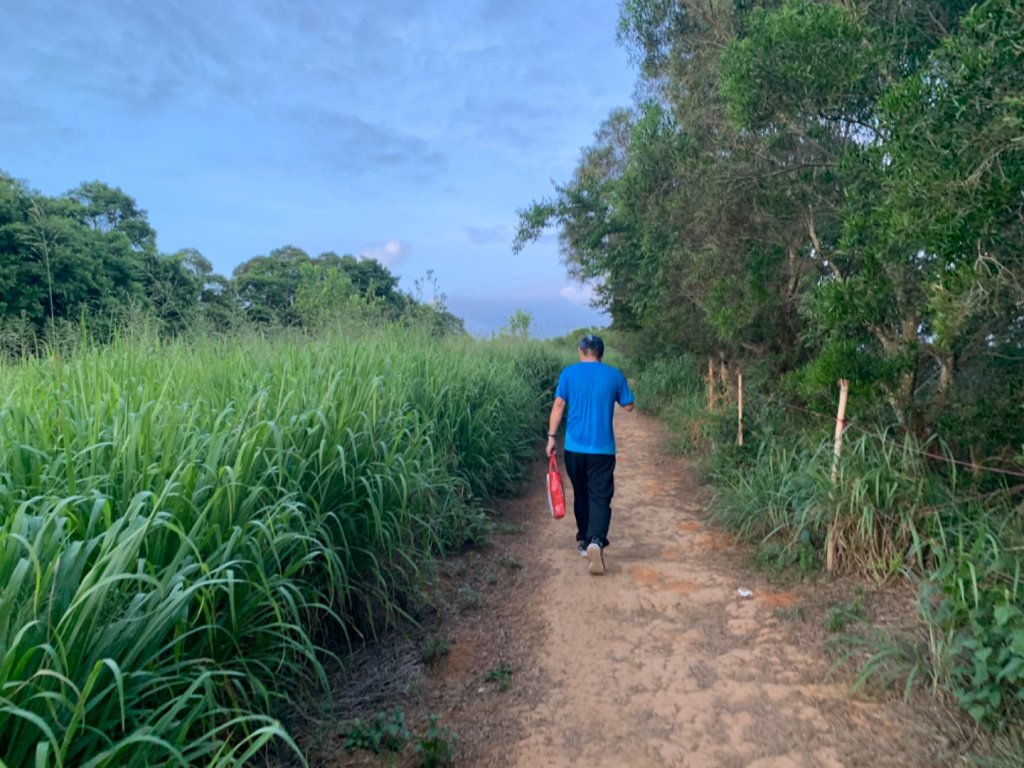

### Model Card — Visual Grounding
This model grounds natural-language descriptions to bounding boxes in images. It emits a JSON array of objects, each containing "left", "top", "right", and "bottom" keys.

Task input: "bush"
[{"left": 922, "top": 510, "right": 1024, "bottom": 728}]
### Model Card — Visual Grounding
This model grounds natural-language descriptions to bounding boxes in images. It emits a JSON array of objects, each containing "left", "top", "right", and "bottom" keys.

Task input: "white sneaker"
[
  {"left": 587, "top": 542, "right": 605, "bottom": 575},
  {"left": 577, "top": 541, "right": 588, "bottom": 557}
]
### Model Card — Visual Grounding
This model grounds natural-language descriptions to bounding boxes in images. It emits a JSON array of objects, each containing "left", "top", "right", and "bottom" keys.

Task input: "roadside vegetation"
[{"left": 0, "top": 327, "right": 560, "bottom": 766}]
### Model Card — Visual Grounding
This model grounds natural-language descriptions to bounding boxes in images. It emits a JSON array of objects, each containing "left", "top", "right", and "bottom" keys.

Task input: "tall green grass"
[
  {"left": 633, "top": 356, "right": 1024, "bottom": 730},
  {"left": 0, "top": 329, "right": 559, "bottom": 766},
  {"left": 920, "top": 506, "right": 1024, "bottom": 728},
  {"left": 629, "top": 356, "right": 714, "bottom": 452},
  {"left": 711, "top": 430, "right": 960, "bottom": 577}
]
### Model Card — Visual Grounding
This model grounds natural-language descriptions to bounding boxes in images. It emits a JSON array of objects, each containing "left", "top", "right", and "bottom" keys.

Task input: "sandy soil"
[{"left": 303, "top": 408, "right": 969, "bottom": 768}]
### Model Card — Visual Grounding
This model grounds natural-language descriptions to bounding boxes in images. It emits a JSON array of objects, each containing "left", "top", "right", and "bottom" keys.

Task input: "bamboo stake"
[
  {"left": 736, "top": 370, "right": 744, "bottom": 446},
  {"left": 826, "top": 378, "right": 850, "bottom": 572}
]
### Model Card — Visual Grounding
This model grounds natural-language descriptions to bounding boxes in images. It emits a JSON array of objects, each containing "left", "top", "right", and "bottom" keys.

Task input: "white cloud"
[
  {"left": 559, "top": 282, "right": 597, "bottom": 304},
  {"left": 360, "top": 239, "right": 410, "bottom": 267}
]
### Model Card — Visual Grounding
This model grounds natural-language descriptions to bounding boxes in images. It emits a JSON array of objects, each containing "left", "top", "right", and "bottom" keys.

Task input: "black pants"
[{"left": 563, "top": 450, "right": 616, "bottom": 548}]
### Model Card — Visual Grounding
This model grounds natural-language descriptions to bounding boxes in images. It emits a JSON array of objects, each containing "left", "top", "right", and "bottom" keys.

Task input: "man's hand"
[{"left": 546, "top": 436, "right": 556, "bottom": 457}]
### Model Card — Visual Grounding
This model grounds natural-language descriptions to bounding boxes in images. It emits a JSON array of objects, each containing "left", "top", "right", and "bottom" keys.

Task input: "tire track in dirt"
[{"left": 486, "top": 409, "right": 952, "bottom": 768}]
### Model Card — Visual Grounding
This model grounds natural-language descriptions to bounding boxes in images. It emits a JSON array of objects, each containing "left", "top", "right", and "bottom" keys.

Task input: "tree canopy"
[
  {"left": 517, "top": 0, "right": 1023, "bottom": 458},
  {"left": 0, "top": 172, "right": 463, "bottom": 350}
]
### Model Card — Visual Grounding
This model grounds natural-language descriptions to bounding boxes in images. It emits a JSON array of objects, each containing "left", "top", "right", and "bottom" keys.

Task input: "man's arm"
[
  {"left": 546, "top": 396, "right": 566, "bottom": 456},
  {"left": 618, "top": 371, "right": 636, "bottom": 412}
]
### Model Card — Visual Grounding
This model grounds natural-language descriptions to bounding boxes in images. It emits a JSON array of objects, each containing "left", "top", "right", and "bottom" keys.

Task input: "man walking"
[{"left": 546, "top": 334, "right": 635, "bottom": 575}]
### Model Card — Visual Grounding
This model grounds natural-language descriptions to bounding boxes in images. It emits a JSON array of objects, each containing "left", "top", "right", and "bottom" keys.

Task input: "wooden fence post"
[
  {"left": 707, "top": 357, "right": 717, "bottom": 412},
  {"left": 737, "top": 370, "right": 744, "bottom": 446},
  {"left": 830, "top": 379, "right": 850, "bottom": 485},
  {"left": 719, "top": 358, "right": 733, "bottom": 404},
  {"left": 826, "top": 378, "right": 850, "bottom": 572}
]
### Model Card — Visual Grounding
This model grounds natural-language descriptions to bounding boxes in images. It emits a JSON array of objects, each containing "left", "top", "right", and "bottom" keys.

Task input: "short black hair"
[{"left": 578, "top": 334, "right": 604, "bottom": 359}]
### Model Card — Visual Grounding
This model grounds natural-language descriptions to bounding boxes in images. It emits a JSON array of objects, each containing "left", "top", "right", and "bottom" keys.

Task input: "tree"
[
  {"left": 518, "top": 0, "right": 1016, "bottom": 450},
  {"left": 0, "top": 175, "right": 48, "bottom": 325},
  {"left": 806, "top": 0, "right": 1024, "bottom": 448},
  {"left": 232, "top": 245, "right": 312, "bottom": 325},
  {"left": 65, "top": 180, "right": 157, "bottom": 254},
  {"left": 407, "top": 269, "right": 466, "bottom": 337},
  {"left": 231, "top": 248, "right": 410, "bottom": 327},
  {"left": 0, "top": 174, "right": 185, "bottom": 337},
  {"left": 337, "top": 254, "right": 404, "bottom": 310},
  {"left": 142, "top": 248, "right": 225, "bottom": 333},
  {"left": 0, "top": 180, "right": 148, "bottom": 331},
  {"left": 504, "top": 309, "right": 534, "bottom": 338},
  {"left": 294, "top": 260, "right": 355, "bottom": 327}
]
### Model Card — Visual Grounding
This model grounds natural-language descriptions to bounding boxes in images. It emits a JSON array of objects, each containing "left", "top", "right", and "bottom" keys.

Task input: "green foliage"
[
  {"left": 630, "top": 355, "right": 703, "bottom": 416},
  {"left": 663, "top": 351, "right": 1024, "bottom": 728},
  {"left": 721, "top": 1, "right": 883, "bottom": 130},
  {"left": 483, "top": 662, "right": 514, "bottom": 692},
  {"left": 710, "top": 437, "right": 825, "bottom": 545},
  {"left": 420, "top": 637, "right": 452, "bottom": 665},
  {"left": 0, "top": 175, "right": 149, "bottom": 332},
  {"left": 232, "top": 245, "right": 312, "bottom": 325},
  {"left": 710, "top": 426, "right": 962, "bottom": 578},
  {"left": 0, "top": 329, "right": 561, "bottom": 765},
  {"left": 294, "top": 260, "right": 355, "bottom": 326},
  {"left": 630, "top": 355, "right": 712, "bottom": 453},
  {"left": 342, "top": 708, "right": 412, "bottom": 756},
  {"left": 752, "top": 534, "right": 819, "bottom": 577},
  {"left": 0, "top": 172, "right": 462, "bottom": 352},
  {"left": 824, "top": 591, "right": 868, "bottom": 633},
  {"left": 794, "top": 0, "right": 1024, "bottom": 447},
  {"left": 340, "top": 710, "right": 458, "bottom": 767},
  {"left": 921, "top": 512, "right": 1024, "bottom": 728},
  {"left": 456, "top": 585, "right": 483, "bottom": 611},
  {"left": 503, "top": 308, "right": 534, "bottom": 338},
  {"left": 523, "top": 0, "right": 1021, "bottom": 439},
  {"left": 828, "top": 624, "right": 933, "bottom": 702},
  {"left": 414, "top": 715, "right": 458, "bottom": 768}
]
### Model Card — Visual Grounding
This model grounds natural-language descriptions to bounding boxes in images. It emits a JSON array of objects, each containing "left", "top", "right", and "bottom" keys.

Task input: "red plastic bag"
[{"left": 547, "top": 453, "right": 566, "bottom": 519}]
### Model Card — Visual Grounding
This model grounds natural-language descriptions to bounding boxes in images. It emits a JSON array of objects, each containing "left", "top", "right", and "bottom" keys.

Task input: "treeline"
[
  {"left": 518, "top": 0, "right": 1023, "bottom": 460},
  {"left": 0, "top": 171, "right": 463, "bottom": 353},
  {"left": 520, "top": 0, "right": 1023, "bottom": 736}
]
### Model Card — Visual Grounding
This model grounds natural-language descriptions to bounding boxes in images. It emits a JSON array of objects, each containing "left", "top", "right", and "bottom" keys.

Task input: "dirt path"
[
  {"left": 319, "top": 408, "right": 964, "bottom": 768},
  {"left": 468, "top": 408, "right": 958, "bottom": 768}
]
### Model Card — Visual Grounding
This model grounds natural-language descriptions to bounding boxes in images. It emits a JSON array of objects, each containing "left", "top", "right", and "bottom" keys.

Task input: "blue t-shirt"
[{"left": 555, "top": 362, "right": 634, "bottom": 455}]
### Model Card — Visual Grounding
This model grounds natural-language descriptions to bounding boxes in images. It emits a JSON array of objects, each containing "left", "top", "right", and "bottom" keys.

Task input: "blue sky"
[{"left": 2, "top": 1, "right": 637, "bottom": 336}]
